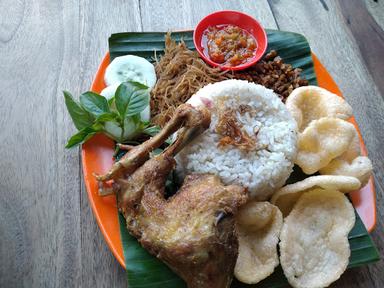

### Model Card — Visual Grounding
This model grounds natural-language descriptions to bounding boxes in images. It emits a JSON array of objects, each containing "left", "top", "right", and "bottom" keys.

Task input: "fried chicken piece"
[{"left": 95, "top": 104, "right": 247, "bottom": 288}]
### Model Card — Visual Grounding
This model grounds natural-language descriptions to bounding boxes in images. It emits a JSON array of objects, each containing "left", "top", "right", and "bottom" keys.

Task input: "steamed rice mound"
[{"left": 176, "top": 80, "right": 297, "bottom": 200}]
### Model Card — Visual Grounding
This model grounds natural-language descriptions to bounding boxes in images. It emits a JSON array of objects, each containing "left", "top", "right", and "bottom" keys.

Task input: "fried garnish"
[
  {"left": 150, "top": 33, "right": 228, "bottom": 127},
  {"left": 232, "top": 50, "right": 309, "bottom": 102},
  {"left": 215, "top": 107, "right": 256, "bottom": 151}
]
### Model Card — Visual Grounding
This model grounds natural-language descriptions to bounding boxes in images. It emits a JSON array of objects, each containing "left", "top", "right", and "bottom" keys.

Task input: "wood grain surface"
[{"left": 0, "top": 0, "right": 382, "bottom": 287}]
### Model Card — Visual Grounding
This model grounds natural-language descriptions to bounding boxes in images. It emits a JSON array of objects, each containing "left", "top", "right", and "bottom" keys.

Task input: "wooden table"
[{"left": 1, "top": 0, "right": 383, "bottom": 287}]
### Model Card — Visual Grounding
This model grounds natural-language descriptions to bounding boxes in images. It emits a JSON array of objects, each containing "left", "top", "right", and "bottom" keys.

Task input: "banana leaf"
[
  {"left": 109, "top": 30, "right": 316, "bottom": 85},
  {"left": 110, "top": 30, "right": 379, "bottom": 288}
]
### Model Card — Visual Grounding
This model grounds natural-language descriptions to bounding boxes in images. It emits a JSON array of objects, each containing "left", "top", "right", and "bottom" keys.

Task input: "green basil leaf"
[
  {"left": 129, "top": 114, "right": 143, "bottom": 124},
  {"left": 80, "top": 91, "right": 110, "bottom": 117},
  {"left": 96, "top": 112, "right": 119, "bottom": 123},
  {"left": 108, "top": 96, "right": 115, "bottom": 106},
  {"left": 127, "top": 89, "right": 149, "bottom": 117},
  {"left": 142, "top": 125, "right": 161, "bottom": 137},
  {"left": 103, "top": 121, "right": 123, "bottom": 141},
  {"left": 129, "top": 81, "right": 148, "bottom": 90},
  {"left": 92, "top": 122, "right": 104, "bottom": 131},
  {"left": 115, "top": 82, "right": 149, "bottom": 118},
  {"left": 63, "top": 91, "right": 94, "bottom": 130},
  {"left": 65, "top": 125, "right": 100, "bottom": 148}
]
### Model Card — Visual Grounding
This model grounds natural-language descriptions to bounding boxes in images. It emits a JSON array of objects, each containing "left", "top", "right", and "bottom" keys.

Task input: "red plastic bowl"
[{"left": 193, "top": 10, "right": 268, "bottom": 71}]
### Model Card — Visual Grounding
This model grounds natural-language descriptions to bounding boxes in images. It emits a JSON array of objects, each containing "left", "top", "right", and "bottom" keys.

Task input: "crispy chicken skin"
[{"left": 95, "top": 104, "right": 247, "bottom": 288}]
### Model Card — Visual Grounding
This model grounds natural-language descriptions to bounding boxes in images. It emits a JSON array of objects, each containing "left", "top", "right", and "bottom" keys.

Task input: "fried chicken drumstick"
[{"left": 95, "top": 104, "right": 247, "bottom": 288}]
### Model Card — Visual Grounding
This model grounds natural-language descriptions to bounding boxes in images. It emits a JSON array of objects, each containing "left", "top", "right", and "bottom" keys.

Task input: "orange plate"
[{"left": 82, "top": 52, "right": 377, "bottom": 269}]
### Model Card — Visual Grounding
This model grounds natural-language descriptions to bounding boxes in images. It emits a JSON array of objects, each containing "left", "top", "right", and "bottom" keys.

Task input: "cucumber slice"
[{"left": 104, "top": 55, "right": 156, "bottom": 88}]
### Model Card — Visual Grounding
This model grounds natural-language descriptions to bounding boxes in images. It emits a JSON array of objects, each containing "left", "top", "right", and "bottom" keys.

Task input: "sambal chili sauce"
[{"left": 201, "top": 24, "right": 258, "bottom": 67}]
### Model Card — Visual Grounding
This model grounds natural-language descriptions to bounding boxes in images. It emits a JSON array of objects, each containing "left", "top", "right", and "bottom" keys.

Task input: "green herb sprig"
[{"left": 64, "top": 81, "right": 156, "bottom": 148}]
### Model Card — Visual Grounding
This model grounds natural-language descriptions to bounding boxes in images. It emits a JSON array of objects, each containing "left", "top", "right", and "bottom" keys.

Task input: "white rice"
[{"left": 176, "top": 80, "right": 298, "bottom": 200}]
